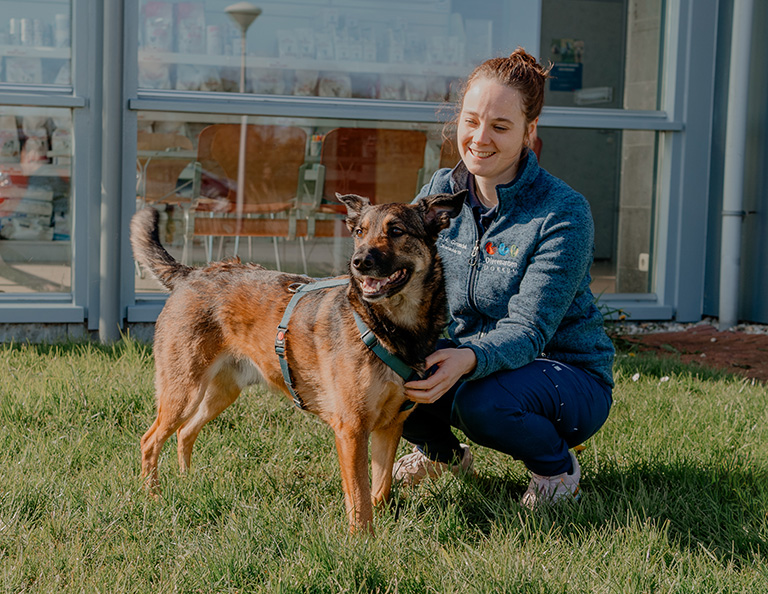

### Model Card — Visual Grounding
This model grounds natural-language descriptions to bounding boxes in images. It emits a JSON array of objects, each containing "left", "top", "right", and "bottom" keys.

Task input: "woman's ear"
[{"left": 526, "top": 117, "right": 539, "bottom": 148}]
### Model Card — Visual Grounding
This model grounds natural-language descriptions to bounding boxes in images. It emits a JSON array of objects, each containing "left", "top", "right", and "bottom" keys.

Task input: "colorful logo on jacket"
[{"left": 484, "top": 241, "right": 518, "bottom": 257}]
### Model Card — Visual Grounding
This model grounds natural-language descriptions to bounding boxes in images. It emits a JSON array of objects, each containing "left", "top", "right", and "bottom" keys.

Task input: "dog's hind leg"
[
  {"left": 140, "top": 380, "right": 207, "bottom": 488},
  {"left": 334, "top": 428, "right": 374, "bottom": 534},
  {"left": 176, "top": 372, "right": 242, "bottom": 473},
  {"left": 370, "top": 423, "right": 403, "bottom": 507}
]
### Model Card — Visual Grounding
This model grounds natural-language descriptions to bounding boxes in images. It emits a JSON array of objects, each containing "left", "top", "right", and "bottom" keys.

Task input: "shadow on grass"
[{"left": 402, "top": 457, "right": 768, "bottom": 565}]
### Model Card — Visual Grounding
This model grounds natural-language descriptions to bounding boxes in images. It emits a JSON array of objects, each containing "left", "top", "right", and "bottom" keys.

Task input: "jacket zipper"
[{"left": 467, "top": 237, "right": 486, "bottom": 336}]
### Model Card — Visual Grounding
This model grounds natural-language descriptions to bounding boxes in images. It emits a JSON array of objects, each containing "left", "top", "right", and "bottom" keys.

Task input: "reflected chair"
[
  {"left": 318, "top": 127, "right": 428, "bottom": 207},
  {"left": 295, "top": 127, "right": 428, "bottom": 271},
  {"left": 188, "top": 123, "right": 308, "bottom": 270},
  {"left": 136, "top": 131, "right": 197, "bottom": 209},
  {"left": 136, "top": 132, "right": 195, "bottom": 206}
]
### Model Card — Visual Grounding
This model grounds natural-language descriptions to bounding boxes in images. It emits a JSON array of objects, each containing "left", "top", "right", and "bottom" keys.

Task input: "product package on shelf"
[
  {"left": 0, "top": 187, "right": 54, "bottom": 217},
  {"left": 5, "top": 57, "right": 43, "bottom": 84},
  {"left": 0, "top": 116, "right": 21, "bottom": 163},
  {"left": 176, "top": 2, "right": 205, "bottom": 54},
  {"left": 361, "top": 26, "right": 377, "bottom": 62},
  {"left": 0, "top": 215, "right": 54, "bottom": 241},
  {"left": 403, "top": 76, "right": 427, "bottom": 101},
  {"left": 176, "top": 64, "right": 222, "bottom": 91},
  {"left": 206, "top": 25, "right": 223, "bottom": 55},
  {"left": 424, "top": 77, "right": 448, "bottom": 102},
  {"left": 295, "top": 28, "right": 315, "bottom": 59},
  {"left": 53, "top": 212, "right": 70, "bottom": 241},
  {"left": 50, "top": 118, "right": 71, "bottom": 165},
  {"left": 143, "top": 2, "right": 174, "bottom": 51},
  {"left": 140, "top": 1, "right": 174, "bottom": 89},
  {"left": 278, "top": 30, "right": 299, "bottom": 59},
  {"left": 249, "top": 68, "right": 286, "bottom": 95},
  {"left": 378, "top": 75, "right": 403, "bottom": 100},
  {"left": 20, "top": 116, "right": 50, "bottom": 167},
  {"left": 0, "top": 187, "right": 55, "bottom": 241},
  {"left": 314, "top": 30, "right": 334, "bottom": 61},
  {"left": 139, "top": 62, "right": 172, "bottom": 89},
  {"left": 317, "top": 71, "right": 351, "bottom": 98},
  {"left": 386, "top": 27, "right": 406, "bottom": 64},
  {"left": 350, "top": 74, "right": 377, "bottom": 99},
  {"left": 292, "top": 70, "right": 319, "bottom": 96}
]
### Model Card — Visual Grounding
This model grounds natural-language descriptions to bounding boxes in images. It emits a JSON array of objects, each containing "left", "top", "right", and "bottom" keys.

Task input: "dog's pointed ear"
[
  {"left": 336, "top": 193, "right": 370, "bottom": 232},
  {"left": 416, "top": 190, "right": 466, "bottom": 237}
]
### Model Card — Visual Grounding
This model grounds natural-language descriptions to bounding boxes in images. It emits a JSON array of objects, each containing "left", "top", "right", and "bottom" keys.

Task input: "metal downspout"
[
  {"left": 718, "top": 0, "right": 754, "bottom": 330},
  {"left": 99, "top": 0, "right": 124, "bottom": 342}
]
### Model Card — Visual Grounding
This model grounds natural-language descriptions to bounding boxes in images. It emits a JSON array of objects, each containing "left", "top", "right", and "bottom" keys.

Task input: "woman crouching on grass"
[{"left": 394, "top": 48, "right": 615, "bottom": 507}]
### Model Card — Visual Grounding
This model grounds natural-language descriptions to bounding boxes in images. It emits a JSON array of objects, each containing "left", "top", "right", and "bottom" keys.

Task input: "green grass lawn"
[{"left": 0, "top": 337, "right": 766, "bottom": 593}]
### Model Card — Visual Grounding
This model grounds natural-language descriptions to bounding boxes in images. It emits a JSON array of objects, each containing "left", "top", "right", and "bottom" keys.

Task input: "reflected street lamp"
[
  {"left": 225, "top": 2, "right": 262, "bottom": 94},
  {"left": 225, "top": 2, "right": 261, "bottom": 248}
]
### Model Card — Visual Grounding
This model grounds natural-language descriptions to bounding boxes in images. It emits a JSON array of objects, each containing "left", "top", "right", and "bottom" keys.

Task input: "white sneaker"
[
  {"left": 393, "top": 444, "right": 474, "bottom": 486},
  {"left": 521, "top": 451, "right": 581, "bottom": 508}
]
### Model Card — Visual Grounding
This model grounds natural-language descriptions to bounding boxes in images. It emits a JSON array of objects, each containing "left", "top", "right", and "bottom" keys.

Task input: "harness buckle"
[
  {"left": 359, "top": 328, "right": 378, "bottom": 349},
  {"left": 275, "top": 327, "right": 287, "bottom": 355}
]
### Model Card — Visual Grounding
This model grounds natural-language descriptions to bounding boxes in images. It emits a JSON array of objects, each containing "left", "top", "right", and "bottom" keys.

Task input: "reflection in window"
[
  {"left": 134, "top": 111, "right": 445, "bottom": 292},
  {"left": 134, "top": 113, "right": 657, "bottom": 297},
  {"left": 136, "top": 0, "right": 535, "bottom": 101},
  {"left": 0, "top": 107, "right": 72, "bottom": 293},
  {"left": 0, "top": 1, "right": 72, "bottom": 86}
]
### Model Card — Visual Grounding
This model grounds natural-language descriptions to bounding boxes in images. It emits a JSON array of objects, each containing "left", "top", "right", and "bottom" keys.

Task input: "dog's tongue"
[
  {"left": 360, "top": 269, "right": 405, "bottom": 295},
  {"left": 361, "top": 276, "right": 387, "bottom": 294}
]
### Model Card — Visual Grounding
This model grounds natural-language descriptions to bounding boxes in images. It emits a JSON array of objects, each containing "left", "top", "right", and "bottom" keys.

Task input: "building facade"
[{"left": 0, "top": 0, "right": 765, "bottom": 342}]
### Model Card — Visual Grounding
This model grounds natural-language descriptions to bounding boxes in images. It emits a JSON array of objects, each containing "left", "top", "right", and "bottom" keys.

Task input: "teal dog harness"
[{"left": 274, "top": 278, "right": 417, "bottom": 410}]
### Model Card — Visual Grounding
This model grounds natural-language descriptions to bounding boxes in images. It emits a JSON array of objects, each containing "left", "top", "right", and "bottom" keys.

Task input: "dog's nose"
[{"left": 352, "top": 252, "right": 375, "bottom": 272}]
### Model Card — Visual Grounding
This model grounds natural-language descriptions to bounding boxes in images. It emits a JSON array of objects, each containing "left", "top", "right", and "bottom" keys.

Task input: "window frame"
[{"left": 0, "top": 0, "right": 99, "bottom": 324}]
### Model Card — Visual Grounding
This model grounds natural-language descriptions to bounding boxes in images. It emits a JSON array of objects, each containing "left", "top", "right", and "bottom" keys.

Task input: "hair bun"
[
  {"left": 508, "top": 47, "right": 552, "bottom": 80},
  {"left": 457, "top": 47, "right": 551, "bottom": 123}
]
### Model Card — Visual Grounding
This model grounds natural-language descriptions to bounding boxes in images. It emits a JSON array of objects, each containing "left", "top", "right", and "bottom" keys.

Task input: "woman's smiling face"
[{"left": 457, "top": 76, "right": 538, "bottom": 189}]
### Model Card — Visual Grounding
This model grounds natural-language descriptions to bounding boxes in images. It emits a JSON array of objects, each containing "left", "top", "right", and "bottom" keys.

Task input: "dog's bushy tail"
[{"left": 130, "top": 207, "right": 193, "bottom": 291}]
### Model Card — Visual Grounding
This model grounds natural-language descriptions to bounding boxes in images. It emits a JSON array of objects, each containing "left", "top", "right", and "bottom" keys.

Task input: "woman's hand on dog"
[{"left": 404, "top": 348, "right": 477, "bottom": 404}]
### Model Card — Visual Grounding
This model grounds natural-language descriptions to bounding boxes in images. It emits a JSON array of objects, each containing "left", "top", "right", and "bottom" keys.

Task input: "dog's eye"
[
  {"left": 389, "top": 226, "right": 404, "bottom": 237},
  {"left": 354, "top": 228, "right": 364, "bottom": 238}
]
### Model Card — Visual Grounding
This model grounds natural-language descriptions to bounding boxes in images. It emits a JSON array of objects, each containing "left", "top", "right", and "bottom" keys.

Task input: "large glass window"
[
  {"left": 0, "top": 106, "right": 72, "bottom": 293},
  {"left": 133, "top": 0, "right": 667, "bottom": 298},
  {"left": 0, "top": 1, "right": 72, "bottom": 86}
]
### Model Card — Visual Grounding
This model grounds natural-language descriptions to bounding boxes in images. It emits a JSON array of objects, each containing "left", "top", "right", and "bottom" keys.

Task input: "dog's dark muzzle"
[
  {"left": 351, "top": 247, "right": 385, "bottom": 275},
  {"left": 351, "top": 248, "right": 411, "bottom": 300}
]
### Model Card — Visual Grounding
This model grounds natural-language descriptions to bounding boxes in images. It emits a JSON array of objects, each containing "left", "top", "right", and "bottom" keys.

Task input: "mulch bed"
[{"left": 615, "top": 324, "right": 768, "bottom": 383}]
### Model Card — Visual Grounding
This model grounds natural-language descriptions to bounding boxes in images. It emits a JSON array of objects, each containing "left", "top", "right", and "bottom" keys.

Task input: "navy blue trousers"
[{"left": 402, "top": 355, "right": 612, "bottom": 476}]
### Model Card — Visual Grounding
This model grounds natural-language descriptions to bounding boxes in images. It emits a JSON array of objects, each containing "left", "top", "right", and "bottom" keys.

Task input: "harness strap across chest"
[{"left": 274, "top": 278, "right": 417, "bottom": 410}]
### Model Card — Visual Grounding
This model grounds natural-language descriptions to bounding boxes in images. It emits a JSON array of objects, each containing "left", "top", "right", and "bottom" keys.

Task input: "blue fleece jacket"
[{"left": 416, "top": 151, "right": 615, "bottom": 387}]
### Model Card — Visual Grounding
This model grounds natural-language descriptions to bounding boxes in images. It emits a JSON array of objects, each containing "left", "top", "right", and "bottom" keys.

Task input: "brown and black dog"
[{"left": 130, "top": 191, "right": 465, "bottom": 533}]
